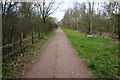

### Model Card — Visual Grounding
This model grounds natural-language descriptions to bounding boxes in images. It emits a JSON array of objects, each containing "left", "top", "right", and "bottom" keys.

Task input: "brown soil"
[{"left": 21, "top": 28, "right": 91, "bottom": 78}]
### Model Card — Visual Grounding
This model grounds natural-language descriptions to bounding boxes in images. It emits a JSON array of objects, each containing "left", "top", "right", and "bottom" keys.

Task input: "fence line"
[{"left": 2, "top": 30, "right": 46, "bottom": 59}]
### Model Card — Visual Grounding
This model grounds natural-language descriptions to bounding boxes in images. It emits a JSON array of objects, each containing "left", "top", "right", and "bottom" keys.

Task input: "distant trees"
[
  {"left": 35, "top": 0, "right": 61, "bottom": 34},
  {"left": 1, "top": 1, "right": 58, "bottom": 45},
  {"left": 61, "top": 1, "right": 119, "bottom": 37}
]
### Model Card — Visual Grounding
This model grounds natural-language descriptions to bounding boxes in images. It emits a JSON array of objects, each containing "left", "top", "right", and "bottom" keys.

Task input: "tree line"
[
  {"left": 59, "top": 1, "right": 120, "bottom": 38},
  {"left": 1, "top": 1, "right": 59, "bottom": 46}
]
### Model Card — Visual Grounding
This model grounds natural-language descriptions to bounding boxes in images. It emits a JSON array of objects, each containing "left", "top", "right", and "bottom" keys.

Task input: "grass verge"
[
  {"left": 61, "top": 27, "right": 118, "bottom": 78},
  {"left": 2, "top": 29, "right": 57, "bottom": 79}
]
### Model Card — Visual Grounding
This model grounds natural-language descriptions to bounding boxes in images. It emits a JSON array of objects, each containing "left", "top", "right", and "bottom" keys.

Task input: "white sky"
[
  {"left": 50, "top": 0, "right": 77, "bottom": 22},
  {"left": 50, "top": 0, "right": 119, "bottom": 22}
]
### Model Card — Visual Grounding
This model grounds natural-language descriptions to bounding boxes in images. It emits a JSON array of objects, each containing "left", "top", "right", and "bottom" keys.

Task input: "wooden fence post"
[
  {"left": 8, "top": 43, "right": 10, "bottom": 53},
  {"left": 20, "top": 31, "right": 23, "bottom": 53},
  {"left": 38, "top": 31, "right": 40, "bottom": 40},
  {"left": 7, "top": 35, "right": 10, "bottom": 53},
  {"left": 14, "top": 42, "right": 15, "bottom": 49},
  {"left": 40, "top": 33, "right": 42, "bottom": 39},
  {"left": 32, "top": 29, "right": 34, "bottom": 44}
]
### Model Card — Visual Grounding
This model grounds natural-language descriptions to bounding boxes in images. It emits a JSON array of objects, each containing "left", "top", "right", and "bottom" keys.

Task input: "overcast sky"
[
  {"left": 50, "top": 0, "right": 76, "bottom": 22},
  {"left": 50, "top": 0, "right": 118, "bottom": 22}
]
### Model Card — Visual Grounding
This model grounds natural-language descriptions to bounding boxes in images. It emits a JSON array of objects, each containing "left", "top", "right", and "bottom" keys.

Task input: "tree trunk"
[
  {"left": 88, "top": 25, "right": 91, "bottom": 34},
  {"left": 38, "top": 31, "right": 40, "bottom": 40},
  {"left": 32, "top": 29, "right": 34, "bottom": 44},
  {"left": 90, "top": 23, "right": 92, "bottom": 34},
  {"left": 43, "top": 18, "right": 47, "bottom": 34},
  {"left": 20, "top": 31, "right": 23, "bottom": 53},
  {"left": 118, "top": 14, "right": 120, "bottom": 41},
  {"left": 75, "top": 25, "right": 77, "bottom": 30},
  {"left": 112, "top": 25, "right": 115, "bottom": 35}
]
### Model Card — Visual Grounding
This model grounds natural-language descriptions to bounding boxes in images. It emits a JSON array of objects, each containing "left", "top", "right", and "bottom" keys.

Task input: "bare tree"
[
  {"left": 87, "top": 0, "right": 94, "bottom": 34},
  {"left": 36, "top": 0, "right": 62, "bottom": 33},
  {"left": 61, "top": 1, "right": 119, "bottom": 37}
]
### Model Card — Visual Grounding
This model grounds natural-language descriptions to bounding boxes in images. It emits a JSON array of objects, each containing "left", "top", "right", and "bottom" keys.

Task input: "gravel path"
[{"left": 22, "top": 28, "right": 91, "bottom": 78}]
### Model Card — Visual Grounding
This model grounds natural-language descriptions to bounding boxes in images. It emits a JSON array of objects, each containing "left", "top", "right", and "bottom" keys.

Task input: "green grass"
[
  {"left": 2, "top": 29, "right": 57, "bottom": 78},
  {"left": 61, "top": 27, "right": 118, "bottom": 78}
]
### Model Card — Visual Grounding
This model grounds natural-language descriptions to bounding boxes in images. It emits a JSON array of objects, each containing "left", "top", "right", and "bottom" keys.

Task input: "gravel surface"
[{"left": 22, "top": 28, "right": 91, "bottom": 78}]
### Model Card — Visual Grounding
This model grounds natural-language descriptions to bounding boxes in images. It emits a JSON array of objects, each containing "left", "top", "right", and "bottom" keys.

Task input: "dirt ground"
[{"left": 21, "top": 28, "right": 91, "bottom": 78}]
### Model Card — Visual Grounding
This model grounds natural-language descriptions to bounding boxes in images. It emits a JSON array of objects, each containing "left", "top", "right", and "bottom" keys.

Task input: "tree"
[
  {"left": 1, "top": 1, "right": 58, "bottom": 45},
  {"left": 36, "top": 0, "right": 62, "bottom": 33},
  {"left": 2, "top": 1, "right": 18, "bottom": 45},
  {"left": 61, "top": 1, "right": 119, "bottom": 37}
]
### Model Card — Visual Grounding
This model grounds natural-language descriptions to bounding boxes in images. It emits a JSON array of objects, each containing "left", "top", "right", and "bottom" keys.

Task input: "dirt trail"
[{"left": 22, "top": 28, "right": 91, "bottom": 78}]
